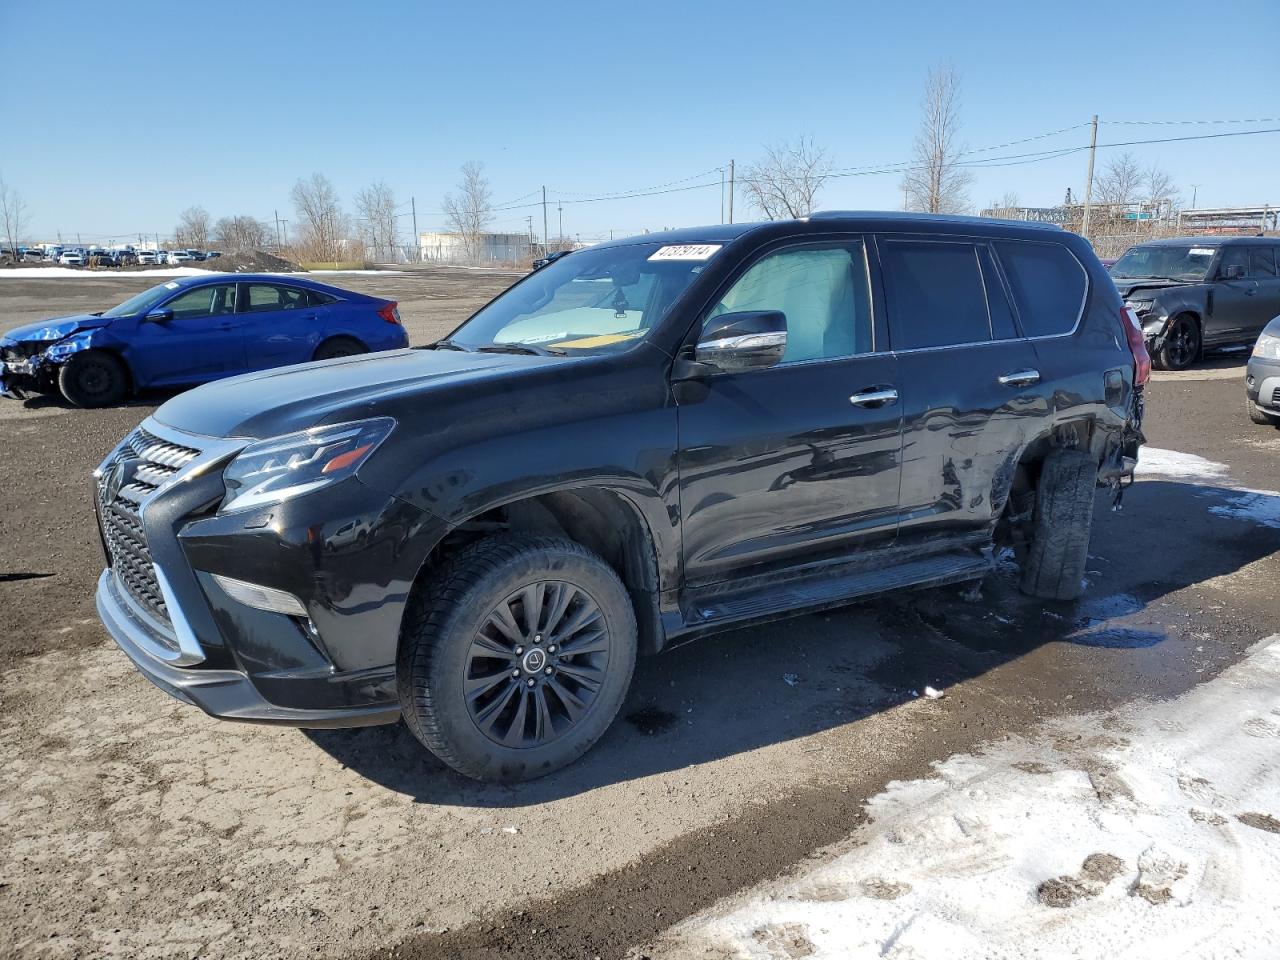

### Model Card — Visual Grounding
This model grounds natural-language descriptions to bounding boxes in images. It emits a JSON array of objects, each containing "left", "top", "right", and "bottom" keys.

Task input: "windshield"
[
  {"left": 1110, "top": 245, "right": 1215, "bottom": 281},
  {"left": 102, "top": 281, "right": 184, "bottom": 318},
  {"left": 447, "top": 242, "right": 711, "bottom": 354}
]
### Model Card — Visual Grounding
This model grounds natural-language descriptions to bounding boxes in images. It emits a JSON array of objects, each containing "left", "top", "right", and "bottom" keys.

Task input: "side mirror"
[
  {"left": 146, "top": 308, "right": 174, "bottom": 323},
  {"left": 692, "top": 310, "right": 788, "bottom": 373},
  {"left": 1222, "top": 264, "right": 1246, "bottom": 280}
]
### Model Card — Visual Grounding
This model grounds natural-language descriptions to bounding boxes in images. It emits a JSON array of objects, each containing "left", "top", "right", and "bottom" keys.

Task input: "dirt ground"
[{"left": 1, "top": 269, "right": 1278, "bottom": 959}]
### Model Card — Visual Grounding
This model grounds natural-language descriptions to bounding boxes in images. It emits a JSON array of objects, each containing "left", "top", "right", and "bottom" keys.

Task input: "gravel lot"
[{"left": 1, "top": 269, "right": 1278, "bottom": 959}]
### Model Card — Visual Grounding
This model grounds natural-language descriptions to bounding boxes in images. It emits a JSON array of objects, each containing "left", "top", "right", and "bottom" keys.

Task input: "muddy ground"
[{"left": 1, "top": 269, "right": 1277, "bottom": 959}]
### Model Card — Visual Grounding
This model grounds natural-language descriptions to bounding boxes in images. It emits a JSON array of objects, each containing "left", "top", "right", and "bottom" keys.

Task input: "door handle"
[
  {"left": 997, "top": 369, "right": 1040, "bottom": 386},
  {"left": 849, "top": 387, "right": 898, "bottom": 407}
]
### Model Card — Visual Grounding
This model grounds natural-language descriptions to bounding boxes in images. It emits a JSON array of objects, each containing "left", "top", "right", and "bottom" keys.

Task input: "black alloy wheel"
[{"left": 465, "top": 580, "right": 610, "bottom": 748}]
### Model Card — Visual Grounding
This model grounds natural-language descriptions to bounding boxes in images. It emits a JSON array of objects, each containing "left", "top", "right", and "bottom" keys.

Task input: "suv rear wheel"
[
  {"left": 398, "top": 535, "right": 637, "bottom": 782},
  {"left": 1019, "top": 449, "right": 1097, "bottom": 601}
]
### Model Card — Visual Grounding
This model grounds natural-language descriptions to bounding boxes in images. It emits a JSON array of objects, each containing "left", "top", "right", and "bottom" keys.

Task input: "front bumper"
[
  {"left": 97, "top": 569, "right": 399, "bottom": 727},
  {"left": 1246, "top": 355, "right": 1280, "bottom": 412},
  {"left": 93, "top": 417, "right": 449, "bottom": 727}
]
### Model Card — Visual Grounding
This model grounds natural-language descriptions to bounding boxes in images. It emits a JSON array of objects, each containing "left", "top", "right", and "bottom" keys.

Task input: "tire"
[
  {"left": 57, "top": 351, "right": 128, "bottom": 408},
  {"left": 313, "top": 336, "right": 368, "bottom": 361},
  {"left": 1019, "top": 449, "right": 1098, "bottom": 601},
  {"left": 397, "top": 535, "right": 638, "bottom": 782},
  {"left": 1152, "top": 313, "right": 1200, "bottom": 371},
  {"left": 1247, "top": 396, "right": 1279, "bottom": 426}
]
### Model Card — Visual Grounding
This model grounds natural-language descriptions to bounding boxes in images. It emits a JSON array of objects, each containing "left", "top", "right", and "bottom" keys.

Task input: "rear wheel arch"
[{"left": 312, "top": 335, "right": 368, "bottom": 361}]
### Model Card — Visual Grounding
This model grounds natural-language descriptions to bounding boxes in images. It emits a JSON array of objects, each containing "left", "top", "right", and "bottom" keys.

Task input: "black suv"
[
  {"left": 1111, "top": 236, "right": 1280, "bottom": 371},
  {"left": 93, "top": 213, "right": 1147, "bottom": 781}
]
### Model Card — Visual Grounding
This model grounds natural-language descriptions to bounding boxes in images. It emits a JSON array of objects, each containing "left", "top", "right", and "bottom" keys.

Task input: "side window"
[
  {"left": 879, "top": 240, "right": 991, "bottom": 350},
  {"left": 308, "top": 290, "right": 339, "bottom": 306},
  {"left": 1249, "top": 247, "right": 1277, "bottom": 278},
  {"left": 1219, "top": 246, "right": 1250, "bottom": 278},
  {"left": 165, "top": 284, "right": 236, "bottom": 319},
  {"left": 707, "top": 241, "right": 872, "bottom": 363},
  {"left": 994, "top": 241, "right": 1088, "bottom": 338},
  {"left": 245, "top": 284, "right": 310, "bottom": 312}
]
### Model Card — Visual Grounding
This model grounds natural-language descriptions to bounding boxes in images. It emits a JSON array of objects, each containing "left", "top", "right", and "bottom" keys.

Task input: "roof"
[{"left": 594, "top": 211, "right": 1069, "bottom": 250}]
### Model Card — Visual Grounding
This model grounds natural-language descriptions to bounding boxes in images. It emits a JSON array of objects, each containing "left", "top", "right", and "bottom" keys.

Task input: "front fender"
[{"left": 41, "top": 328, "right": 101, "bottom": 364}]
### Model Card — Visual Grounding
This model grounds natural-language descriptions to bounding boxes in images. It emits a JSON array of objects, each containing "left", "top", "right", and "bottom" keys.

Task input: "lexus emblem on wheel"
[{"left": 522, "top": 648, "right": 547, "bottom": 674}]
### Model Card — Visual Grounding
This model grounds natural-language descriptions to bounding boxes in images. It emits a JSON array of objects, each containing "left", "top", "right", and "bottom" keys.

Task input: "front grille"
[
  {"left": 96, "top": 427, "right": 202, "bottom": 631},
  {"left": 1, "top": 341, "right": 46, "bottom": 363},
  {"left": 1272, "top": 387, "right": 1280, "bottom": 406}
]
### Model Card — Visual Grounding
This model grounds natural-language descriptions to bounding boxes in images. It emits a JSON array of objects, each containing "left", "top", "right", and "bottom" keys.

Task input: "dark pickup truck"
[
  {"left": 93, "top": 212, "right": 1148, "bottom": 781},
  {"left": 1111, "top": 236, "right": 1280, "bottom": 370}
]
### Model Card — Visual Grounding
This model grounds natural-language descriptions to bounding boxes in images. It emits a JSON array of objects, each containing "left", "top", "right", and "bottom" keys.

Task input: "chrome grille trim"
[{"left": 93, "top": 418, "right": 248, "bottom": 666}]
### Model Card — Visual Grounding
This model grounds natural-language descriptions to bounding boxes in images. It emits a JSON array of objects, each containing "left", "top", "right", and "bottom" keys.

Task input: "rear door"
[
  {"left": 126, "top": 281, "right": 245, "bottom": 385},
  {"left": 877, "top": 234, "right": 1051, "bottom": 541},
  {"left": 240, "top": 282, "right": 324, "bottom": 371},
  {"left": 676, "top": 237, "right": 902, "bottom": 585}
]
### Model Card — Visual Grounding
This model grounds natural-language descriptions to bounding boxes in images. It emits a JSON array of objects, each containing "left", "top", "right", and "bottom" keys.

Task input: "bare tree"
[
  {"left": 354, "top": 181, "right": 398, "bottom": 263},
  {"left": 291, "top": 173, "right": 348, "bottom": 261},
  {"left": 1092, "top": 152, "right": 1144, "bottom": 207},
  {"left": 441, "top": 161, "right": 493, "bottom": 262},
  {"left": 741, "top": 137, "right": 830, "bottom": 220},
  {"left": 1143, "top": 163, "right": 1179, "bottom": 212},
  {"left": 174, "top": 206, "right": 211, "bottom": 249},
  {"left": 0, "top": 175, "right": 29, "bottom": 255},
  {"left": 985, "top": 191, "right": 1022, "bottom": 218},
  {"left": 902, "top": 65, "right": 973, "bottom": 214},
  {"left": 213, "top": 215, "right": 271, "bottom": 252}
]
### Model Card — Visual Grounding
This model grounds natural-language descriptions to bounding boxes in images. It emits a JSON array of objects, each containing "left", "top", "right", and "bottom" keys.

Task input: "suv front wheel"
[
  {"left": 1153, "top": 313, "right": 1201, "bottom": 371},
  {"left": 398, "top": 535, "right": 637, "bottom": 782}
]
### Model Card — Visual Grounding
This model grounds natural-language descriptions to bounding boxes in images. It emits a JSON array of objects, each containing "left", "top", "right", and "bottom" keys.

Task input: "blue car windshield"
[
  {"left": 101, "top": 282, "right": 184, "bottom": 318},
  {"left": 448, "top": 242, "right": 712, "bottom": 354}
]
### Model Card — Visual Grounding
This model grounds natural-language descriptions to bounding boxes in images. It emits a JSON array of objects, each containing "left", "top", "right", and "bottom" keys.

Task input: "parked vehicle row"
[
  {"left": 5, "top": 245, "right": 224, "bottom": 268},
  {"left": 81, "top": 212, "right": 1149, "bottom": 782}
]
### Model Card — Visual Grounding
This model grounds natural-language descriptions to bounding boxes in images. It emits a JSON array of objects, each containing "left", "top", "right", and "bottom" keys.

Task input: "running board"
[{"left": 682, "top": 550, "right": 993, "bottom": 630}]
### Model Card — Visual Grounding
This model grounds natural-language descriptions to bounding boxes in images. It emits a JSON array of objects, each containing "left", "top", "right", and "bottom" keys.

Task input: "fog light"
[{"left": 211, "top": 573, "right": 308, "bottom": 617}]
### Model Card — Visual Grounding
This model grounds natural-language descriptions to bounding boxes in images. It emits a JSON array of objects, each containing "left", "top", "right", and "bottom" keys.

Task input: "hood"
[
  {"left": 3, "top": 313, "right": 113, "bottom": 344},
  {"left": 1112, "top": 278, "right": 1196, "bottom": 298},
  {"left": 153, "top": 348, "right": 559, "bottom": 440}
]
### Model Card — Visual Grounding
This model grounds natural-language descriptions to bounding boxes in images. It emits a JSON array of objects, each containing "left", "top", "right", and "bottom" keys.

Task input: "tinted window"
[
  {"left": 245, "top": 284, "right": 310, "bottom": 312},
  {"left": 708, "top": 241, "right": 872, "bottom": 363},
  {"left": 1219, "top": 246, "right": 1250, "bottom": 277},
  {"left": 880, "top": 240, "right": 990, "bottom": 350},
  {"left": 164, "top": 284, "right": 237, "bottom": 319},
  {"left": 309, "top": 290, "right": 339, "bottom": 305},
  {"left": 1249, "top": 246, "right": 1277, "bottom": 277},
  {"left": 995, "top": 241, "right": 1087, "bottom": 337}
]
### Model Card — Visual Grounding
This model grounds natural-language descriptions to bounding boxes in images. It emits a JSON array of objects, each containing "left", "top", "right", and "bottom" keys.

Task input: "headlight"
[
  {"left": 1254, "top": 333, "right": 1280, "bottom": 360},
  {"left": 1125, "top": 299, "right": 1156, "bottom": 315},
  {"left": 221, "top": 418, "right": 395, "bottom": 514}
]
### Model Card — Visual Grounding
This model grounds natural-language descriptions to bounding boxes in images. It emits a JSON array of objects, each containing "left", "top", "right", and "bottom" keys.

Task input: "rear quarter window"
[{"left": 994, "top": 241, "right": 1087, "bottom": 337}]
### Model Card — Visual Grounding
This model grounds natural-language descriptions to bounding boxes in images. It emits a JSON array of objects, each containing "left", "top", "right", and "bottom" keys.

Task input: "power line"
[{"left": 1102, "top": 117, "right": 1280, "bottom": 126}]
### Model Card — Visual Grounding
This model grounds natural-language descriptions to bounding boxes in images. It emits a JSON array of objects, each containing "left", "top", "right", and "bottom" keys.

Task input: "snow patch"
[
  {"left": 656, "top": 636, "right": 1280, "bottom": 960},
  {"left": 1134, "top": 447, "right": 1231, "bottom": 483}
]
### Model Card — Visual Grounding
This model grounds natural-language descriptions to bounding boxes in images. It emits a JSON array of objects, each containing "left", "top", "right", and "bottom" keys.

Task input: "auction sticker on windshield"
[
  {"left": 648, "top": 244, "right": 722, "bottom": 261},
  {"left": 1190, "top": 248, "right": 1215, "bottom": 257}
]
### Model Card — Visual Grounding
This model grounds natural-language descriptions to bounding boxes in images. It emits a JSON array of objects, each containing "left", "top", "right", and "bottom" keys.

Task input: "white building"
[{"left": 418, "top": 231, "right": 530, "bottom": 264}]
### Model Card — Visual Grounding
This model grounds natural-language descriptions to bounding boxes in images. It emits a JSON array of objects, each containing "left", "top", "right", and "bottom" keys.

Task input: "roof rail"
[{"left": 806, "top": 210, "right": 1061, "bottom": 231}]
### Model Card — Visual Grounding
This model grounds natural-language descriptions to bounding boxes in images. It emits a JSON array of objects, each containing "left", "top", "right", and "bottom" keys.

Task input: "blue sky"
[{"left": 1, "top": 0, "right": 1277, "bottom": 244}]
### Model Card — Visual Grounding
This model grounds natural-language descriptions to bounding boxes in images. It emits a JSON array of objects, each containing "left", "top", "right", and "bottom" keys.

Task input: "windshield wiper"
[
  {"left": 430, "top": 338, "right": 474, "bottom": 352},
  {"left": 477, "top": 343, "right": 564, "bottom": 357}
]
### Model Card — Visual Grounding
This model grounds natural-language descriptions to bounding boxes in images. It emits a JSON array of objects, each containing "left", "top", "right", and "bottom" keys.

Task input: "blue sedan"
[{"left": 0, "top": 274, "right": 409, "bottom": 407}]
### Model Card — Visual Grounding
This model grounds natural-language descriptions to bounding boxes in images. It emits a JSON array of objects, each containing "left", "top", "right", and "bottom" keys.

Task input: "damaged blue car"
[{"left": 0, "top": 274, "right": 409, "bottom": 407}]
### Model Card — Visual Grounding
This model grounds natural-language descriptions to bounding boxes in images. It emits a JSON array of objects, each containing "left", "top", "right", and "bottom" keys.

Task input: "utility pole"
[
  {"left": 720, "top": 167, "right": 725, "bottom": 224},
  {"left": 541, "top": 186, "right": 549, "bottom": 255},
  {"left": 274, "top": 210, "right": 282, "bottom": 248},
  {"left": 1080, "top": 114, "right": 1099, "bottom": 240},
  {"left": 727, "top": 160, "right": 735, "bottom": 224},
  {"left": 557, "top": 202, "right": 563, "bottom": 246},
  {"left": 410, "top": 197, "right": 418, "bottom": 261},
  {"left": 1190, "top": 184, "right": 1200, "bottom": 209}
]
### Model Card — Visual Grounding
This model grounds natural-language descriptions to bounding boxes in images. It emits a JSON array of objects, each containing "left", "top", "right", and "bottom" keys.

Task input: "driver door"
[
  {"left": 127, "top": 283, "right": 246, "bottom": 385},
  {"left": 675, "top": 239, "right": 902, "bottom": 586}
]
